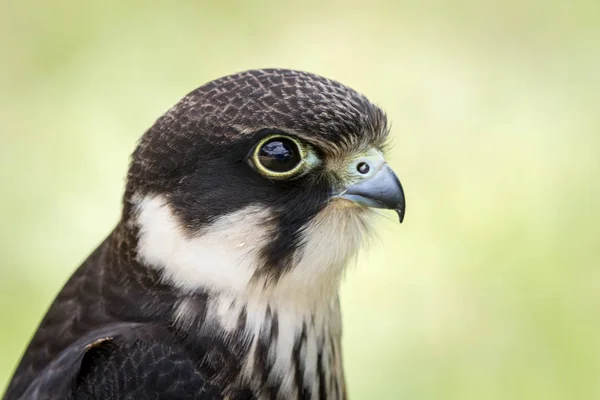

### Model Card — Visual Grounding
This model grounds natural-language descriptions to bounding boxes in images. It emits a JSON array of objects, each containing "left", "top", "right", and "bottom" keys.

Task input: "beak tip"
[{"left": 396, "top": 208, "right": 405, "bottom": 223}]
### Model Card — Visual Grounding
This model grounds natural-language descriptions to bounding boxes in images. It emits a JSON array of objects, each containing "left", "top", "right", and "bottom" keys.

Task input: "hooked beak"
[{"left": 337, "top": 163, "right": 406, "bottom": 222}]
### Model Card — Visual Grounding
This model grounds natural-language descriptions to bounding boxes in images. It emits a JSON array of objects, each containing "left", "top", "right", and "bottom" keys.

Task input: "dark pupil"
[
  {"left": 357, "top": 162, "right": 370, "bottom": 174},
  {"left": 258, "top": 139, "right": 300, "bottom": 173}
]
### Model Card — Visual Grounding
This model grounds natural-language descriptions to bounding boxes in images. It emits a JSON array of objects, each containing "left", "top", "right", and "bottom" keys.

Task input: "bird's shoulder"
[
  {"left": 19, "top": 322, "right": 231, "bottom": 400},
  {"left": 72, "top": 323, "right": 226, "bottom": 400}
]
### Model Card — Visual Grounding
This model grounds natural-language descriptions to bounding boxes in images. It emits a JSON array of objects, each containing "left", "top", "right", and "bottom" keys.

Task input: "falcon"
[{"left": 3, "top": 69, "right": 405, "bottom": 400}]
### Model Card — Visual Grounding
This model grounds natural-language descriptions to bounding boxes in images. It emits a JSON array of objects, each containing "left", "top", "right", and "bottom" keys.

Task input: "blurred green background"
[{"left": 1, "top": 0, "right": 599, "bottom": 398}]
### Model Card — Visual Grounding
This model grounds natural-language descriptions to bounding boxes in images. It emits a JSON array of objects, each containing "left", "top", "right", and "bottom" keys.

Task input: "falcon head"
[{"left": 125, "top": 69, "right": 405, "bottom": 305}]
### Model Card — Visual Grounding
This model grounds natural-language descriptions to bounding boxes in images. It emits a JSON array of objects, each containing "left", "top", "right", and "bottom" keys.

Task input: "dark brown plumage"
[{"left": 3, "top": 69, "right": 404, "bottom": 400}]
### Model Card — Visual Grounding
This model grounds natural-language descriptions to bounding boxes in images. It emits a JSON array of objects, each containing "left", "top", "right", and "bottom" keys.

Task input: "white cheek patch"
[
  {"left": 135, "top": 194, "right": 372, "bottom": 313},
  {"left": 134, "top": 194, "right": 273, "bottom": 294}
]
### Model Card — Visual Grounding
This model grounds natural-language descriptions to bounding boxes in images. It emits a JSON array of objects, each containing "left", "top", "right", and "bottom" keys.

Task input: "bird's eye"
[
  {"left": 259, "top": 139, "right": 300, "bottom": 172},
  {"left": 252, "top": 135, "right": 308, "bottom": 179}
]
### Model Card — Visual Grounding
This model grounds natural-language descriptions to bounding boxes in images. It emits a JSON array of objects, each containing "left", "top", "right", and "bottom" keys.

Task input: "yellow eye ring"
[{"left": 252, "top": 134, "right": 308, "bottom": 179}]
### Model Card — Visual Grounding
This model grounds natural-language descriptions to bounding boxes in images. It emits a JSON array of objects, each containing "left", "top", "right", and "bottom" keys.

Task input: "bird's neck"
[
  {"left": 118, "top": 193, "right": 369, "bottom": 396},
  {"left": 103, "top": 223, "right": 348, "bottom": 398}
]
